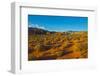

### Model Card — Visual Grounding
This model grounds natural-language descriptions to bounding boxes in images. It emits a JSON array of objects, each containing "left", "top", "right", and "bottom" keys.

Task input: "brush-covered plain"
[{"left": 28, "top": 27, "right": 88, "bottom": 61}]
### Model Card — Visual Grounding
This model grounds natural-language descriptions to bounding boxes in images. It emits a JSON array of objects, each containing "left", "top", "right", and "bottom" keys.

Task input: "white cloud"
[{"left": 29, "top": 24, "right": 46, "bottom": 29}]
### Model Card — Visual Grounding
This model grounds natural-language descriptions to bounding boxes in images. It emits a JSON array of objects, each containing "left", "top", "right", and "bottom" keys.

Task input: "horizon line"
[{"left": 28, "top": 27, "right": 88, "bottom": 32}]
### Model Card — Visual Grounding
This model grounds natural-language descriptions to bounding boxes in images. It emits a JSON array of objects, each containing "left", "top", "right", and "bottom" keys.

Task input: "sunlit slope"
[{"left": 28, "top": 27, "right": 88, "bottom": 60}]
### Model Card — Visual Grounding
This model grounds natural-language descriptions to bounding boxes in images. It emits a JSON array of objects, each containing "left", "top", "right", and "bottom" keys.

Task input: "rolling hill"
[{"left": 28, "top": 27, "right": 88, "bottom": 61}]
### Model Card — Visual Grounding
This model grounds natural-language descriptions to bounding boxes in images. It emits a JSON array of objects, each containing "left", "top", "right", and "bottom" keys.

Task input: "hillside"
[
  {"left": 28, "top": 27, "right": 49, "bottom": 35},
  {"left": 28, "top": 27, "right": 88, "bottom": 60}
]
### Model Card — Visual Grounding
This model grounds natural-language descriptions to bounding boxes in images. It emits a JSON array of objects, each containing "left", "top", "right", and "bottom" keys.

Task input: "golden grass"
[{"left": 28, "top": 31, "right": 88, "bottom": 60}]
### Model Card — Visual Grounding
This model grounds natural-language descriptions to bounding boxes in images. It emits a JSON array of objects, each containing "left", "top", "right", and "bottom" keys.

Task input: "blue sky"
[{"left": 28, "top": 15, "right": 88, "bottom": 32}]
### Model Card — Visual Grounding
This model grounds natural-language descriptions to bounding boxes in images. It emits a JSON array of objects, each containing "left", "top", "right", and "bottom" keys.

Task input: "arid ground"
[{"left": 28, "top": 27, "right": 88, "bottom": 61}]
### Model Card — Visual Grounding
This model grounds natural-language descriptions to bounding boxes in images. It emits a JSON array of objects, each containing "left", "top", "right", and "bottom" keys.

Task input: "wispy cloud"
[{"left": 29, "top": 24, "right": 46, "bottom": 29}]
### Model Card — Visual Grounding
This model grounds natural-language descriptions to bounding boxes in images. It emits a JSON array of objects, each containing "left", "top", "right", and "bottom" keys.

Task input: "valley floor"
[{"left": 28, "top": 31, "right": 88, "bottom": 61}]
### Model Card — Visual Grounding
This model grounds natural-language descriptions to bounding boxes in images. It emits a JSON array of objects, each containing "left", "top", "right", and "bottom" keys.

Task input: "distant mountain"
[
  {"left": 28, "top": 27, "right": 82, "bottom": 35},
  {"left": 28, "top": 27, "right": 49, "bottom": 35}
]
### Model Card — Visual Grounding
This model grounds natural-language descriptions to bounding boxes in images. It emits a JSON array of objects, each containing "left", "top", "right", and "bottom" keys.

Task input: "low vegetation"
[{"left": 28, "top": 27, "right": 88, "bottom": 61}]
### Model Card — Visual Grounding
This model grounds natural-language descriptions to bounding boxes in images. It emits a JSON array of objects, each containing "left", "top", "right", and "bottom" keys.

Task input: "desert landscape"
[
  {"left": 28, "top": 15, "right": 88, "bottom": 61},
  {"left": 28, "top": 27, "right": 88, "bottom": 61}
]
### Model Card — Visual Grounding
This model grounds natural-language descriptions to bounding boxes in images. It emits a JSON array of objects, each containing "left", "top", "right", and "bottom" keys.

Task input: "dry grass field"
[
  {"left": 28, "top": 28, "right": 88, "bottom": 60},
  {"left": 28, "top": 27, "right": 88, "bottom": 61}
]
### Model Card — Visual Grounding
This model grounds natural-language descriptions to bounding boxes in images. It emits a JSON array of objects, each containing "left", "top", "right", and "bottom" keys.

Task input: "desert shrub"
[
  {"left": 28, "top": 48, "right": 34, "bottom": 53},
  {"left": 41, "top": 45, "right": 51, "bottom": 51},
  {"left": 28, "top": 31, "right": 88, "bottom": 60}
]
